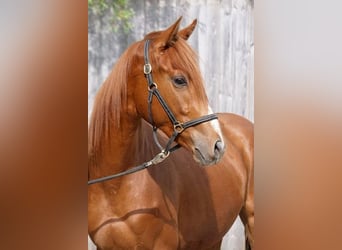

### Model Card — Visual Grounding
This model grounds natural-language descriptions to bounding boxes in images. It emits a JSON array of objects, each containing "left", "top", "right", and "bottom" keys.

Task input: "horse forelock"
[
  {"left": 150, "top": 38, "right": 208, "bottom": 103},
  {"left": 172, "top": 39, "right": 208, "bottom": 102}
]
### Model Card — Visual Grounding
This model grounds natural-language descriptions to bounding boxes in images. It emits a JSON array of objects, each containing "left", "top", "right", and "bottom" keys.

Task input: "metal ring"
[
  {"left": 148, "top": 82, "right": 158, "bottom": 91},
  {"left": 174, "top": 122, "right": 184, "bottom": 133},
  {"left": 144, "top": 63, "right": 152, "bottom": 74},
  {"left": 162, "top": 150, "right": 170, "bottom": 158}
]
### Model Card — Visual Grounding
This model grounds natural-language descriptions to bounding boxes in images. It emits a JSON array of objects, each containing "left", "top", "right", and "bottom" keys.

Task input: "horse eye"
[{"left": 172, "top": 76, "right": 187, "bottom": 87}]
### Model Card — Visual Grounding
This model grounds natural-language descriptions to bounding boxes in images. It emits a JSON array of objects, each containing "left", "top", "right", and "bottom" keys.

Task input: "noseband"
[{"left": 88, "top": 40, "right": 218, "bottom": 185}]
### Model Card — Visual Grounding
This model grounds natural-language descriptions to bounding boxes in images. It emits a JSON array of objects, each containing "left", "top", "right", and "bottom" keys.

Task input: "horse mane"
[{"left": 88, "top": 42, "right": 140, "bottom": 162}]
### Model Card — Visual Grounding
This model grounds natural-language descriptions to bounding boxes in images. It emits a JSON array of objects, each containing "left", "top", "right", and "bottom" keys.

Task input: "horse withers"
[{"left": 88, "top": 17, "right": 254, "bottom": 250}]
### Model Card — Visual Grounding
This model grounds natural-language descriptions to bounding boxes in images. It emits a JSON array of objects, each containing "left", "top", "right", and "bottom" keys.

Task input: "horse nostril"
[{"left": 214, "top": 139, "right": 224, "bottom": 156}]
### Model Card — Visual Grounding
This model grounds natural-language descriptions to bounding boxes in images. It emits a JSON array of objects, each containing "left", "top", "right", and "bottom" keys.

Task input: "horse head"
[{"left": 128, "top": 17, "right": 225, "bottom": 165}]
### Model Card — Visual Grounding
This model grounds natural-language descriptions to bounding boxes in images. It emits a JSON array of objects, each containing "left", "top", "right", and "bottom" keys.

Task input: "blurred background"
[
  {"left": 1, "top": 1, "right": 341, "bottom": 250},
  {"left": 88, "top": 0, "right": 254, "bottom": 249}
]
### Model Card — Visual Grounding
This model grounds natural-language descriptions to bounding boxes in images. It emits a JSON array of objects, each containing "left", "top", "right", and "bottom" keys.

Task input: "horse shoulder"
[{"left": 88, "top": 174, "right": 180, "bottom": 249}]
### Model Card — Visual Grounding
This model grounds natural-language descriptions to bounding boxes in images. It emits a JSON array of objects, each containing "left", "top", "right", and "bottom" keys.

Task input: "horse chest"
[
  {"left": 176, "top": 172, "right": 243, "bottom": 247},
  {"left": 89, "top": 152, "right": 246, "bottom": 249}
]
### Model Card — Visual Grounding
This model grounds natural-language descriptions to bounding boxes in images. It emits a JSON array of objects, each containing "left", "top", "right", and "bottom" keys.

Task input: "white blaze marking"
[{"left": 208, "top": 106, "right": 224, "bottom": 143}]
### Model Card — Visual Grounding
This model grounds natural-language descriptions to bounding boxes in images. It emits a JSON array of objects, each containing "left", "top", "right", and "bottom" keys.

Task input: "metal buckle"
[
  {"left": 144, "top": 63, "right": 152, "bottom": 74},
  {"left": 174, "top": 122, "right": 184, "bottom": 133},
  {"left": 151, "top": 150, "right": 170, "bottom": 165}
]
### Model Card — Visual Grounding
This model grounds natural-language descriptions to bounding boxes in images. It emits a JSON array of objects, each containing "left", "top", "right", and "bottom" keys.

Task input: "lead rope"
[{"left": 88, "top": 150, "right": 171, "bottom": 185}]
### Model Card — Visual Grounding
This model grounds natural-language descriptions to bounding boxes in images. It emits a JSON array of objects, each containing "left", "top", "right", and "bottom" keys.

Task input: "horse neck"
[
  {"left": 89, "top": 115, "right": 158, "bottom": 181},
  {"left": 88, "top": 41, "right": 158, "bottom": 180}
]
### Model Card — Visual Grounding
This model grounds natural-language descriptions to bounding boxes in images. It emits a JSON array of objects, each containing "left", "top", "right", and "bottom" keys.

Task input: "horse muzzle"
[{"left": 192, "top": 137, "right": 226, "bottom": 166}]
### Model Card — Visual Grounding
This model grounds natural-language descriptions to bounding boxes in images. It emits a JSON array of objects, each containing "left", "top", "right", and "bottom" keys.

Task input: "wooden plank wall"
[
  {"left": 88, "top": 0, "right": 254, "bottom": 249},
  {"left": 88, "top": 0, "right": 254, "bottom": 121}
]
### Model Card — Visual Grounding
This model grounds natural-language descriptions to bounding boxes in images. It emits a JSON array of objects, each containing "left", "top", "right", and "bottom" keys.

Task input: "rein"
[{"left": 88, "top": 40, "right": 218, "bottom": 185}]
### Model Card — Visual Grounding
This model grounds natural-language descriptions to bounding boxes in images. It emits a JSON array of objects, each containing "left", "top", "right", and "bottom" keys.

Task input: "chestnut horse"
[{"left": 88, "top": 17, "right": 254, "bottom": 250}]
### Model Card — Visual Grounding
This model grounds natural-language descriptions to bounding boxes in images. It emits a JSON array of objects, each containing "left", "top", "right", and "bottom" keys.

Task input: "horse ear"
[
  {"left": 178, "top": 19, "right": 197, "bottom": 40},
  {"left": 156, "top": 17, "right": 183, "bottom": 51}
]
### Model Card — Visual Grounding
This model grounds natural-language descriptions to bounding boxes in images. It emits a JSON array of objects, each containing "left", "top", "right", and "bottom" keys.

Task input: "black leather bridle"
[
  {"left": 143, "top": 39, "right": 218, "bottom": 155},
  {"left": 88, "top": 40, "right": 218, "bottom": 185}
]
